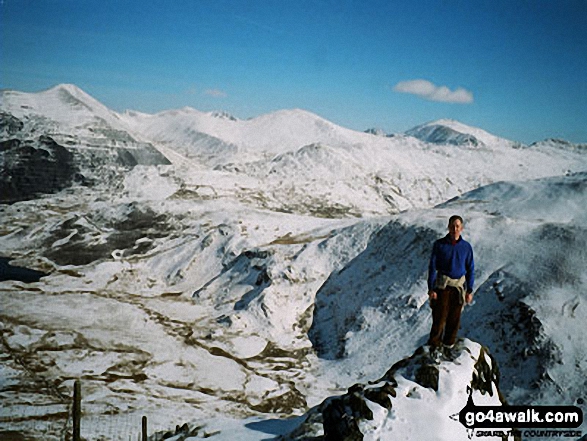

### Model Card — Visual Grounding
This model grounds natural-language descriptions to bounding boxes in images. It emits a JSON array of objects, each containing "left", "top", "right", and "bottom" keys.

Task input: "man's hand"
[
  {"left": 428, "top": 290, "right": 437, "bottom": 300},
  {"left": 465, "top": 292, "right": 474, "bottom": 304}
]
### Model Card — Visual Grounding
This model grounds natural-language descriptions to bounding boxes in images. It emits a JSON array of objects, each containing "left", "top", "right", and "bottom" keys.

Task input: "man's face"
[{"left": 448, "top": 219, "right": 463, "bottom": 240}]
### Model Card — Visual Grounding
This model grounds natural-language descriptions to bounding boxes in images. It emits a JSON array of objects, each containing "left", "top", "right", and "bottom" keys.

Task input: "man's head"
[{"left": 448, "top": 215, "right": 464, "bottom": 241}]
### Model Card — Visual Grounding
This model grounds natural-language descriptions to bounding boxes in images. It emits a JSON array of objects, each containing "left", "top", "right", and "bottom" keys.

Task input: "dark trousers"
[{"left": 428, "top": 286, "right": 463, "bottom": 347}]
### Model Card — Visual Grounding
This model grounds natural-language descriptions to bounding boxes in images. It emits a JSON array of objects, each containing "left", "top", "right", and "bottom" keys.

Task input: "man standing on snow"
[{"left": 427, "top": 215, "right": 475, "bottom": 348}]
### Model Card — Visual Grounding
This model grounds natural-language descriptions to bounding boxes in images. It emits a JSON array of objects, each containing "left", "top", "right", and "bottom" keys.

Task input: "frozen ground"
[{"left": 1, "top": 85, "right": 586, "bottom": 440}]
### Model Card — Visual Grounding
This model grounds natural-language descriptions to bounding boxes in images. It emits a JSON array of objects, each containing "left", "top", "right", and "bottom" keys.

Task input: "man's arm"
[
  {"left": 465, "top": 243, "right": 475, "bottom": 303},
  {"left": 428, "top": 242, "right": 438, "bottom": 299}
]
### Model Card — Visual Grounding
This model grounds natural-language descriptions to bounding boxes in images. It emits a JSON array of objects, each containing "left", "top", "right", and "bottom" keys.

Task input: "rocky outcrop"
[
  {"left": 0, "top": 111, "right": 24, "bottom": 136},
  {"left": 280, "top": 339, "right": 510, "bottom": 441},
  {"left": 0, "top": 111, "right": 171, "bottom": 203},
  {"left": 407, "top": 124, "right": 482, "bottom": 147},
  {"left": 0, "top": 135, "right": 81, "bottom": 203}
]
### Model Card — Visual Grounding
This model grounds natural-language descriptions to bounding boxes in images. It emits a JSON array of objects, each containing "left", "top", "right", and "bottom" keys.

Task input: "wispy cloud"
[
  {"left": 204, "top": 89, "right": 228, "bottom": 98},
  {"left": 393, "top": 79, "right": 473, "bottom": 104}
]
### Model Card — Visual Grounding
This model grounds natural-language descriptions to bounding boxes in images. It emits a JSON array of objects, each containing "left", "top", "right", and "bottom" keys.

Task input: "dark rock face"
[
  {"left": 425, "top": 126, "right": 480, "bottom": 146},
  {"left": 0, "top": 111, "right": 172, "bottom": 203},
  {"left": 0, "top": 135, "right": 79, "bottom": 204},
  {"left": 408, "top": 124, "right": 482, "bottom": 147},
  {"left": 0, "top": 112, "right": 24, "bottom": 136}
]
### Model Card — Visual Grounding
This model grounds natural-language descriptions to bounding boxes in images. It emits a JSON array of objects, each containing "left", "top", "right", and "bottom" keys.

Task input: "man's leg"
[
  {"left": 443, "top": 287, "right": 463, "bottom": 346},
  {"left": 428, "top": 288, "right": 450, "bottom": 348}
]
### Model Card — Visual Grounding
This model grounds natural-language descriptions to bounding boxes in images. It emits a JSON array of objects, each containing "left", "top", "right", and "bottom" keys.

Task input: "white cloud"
[
  {"left": 393, "top": 79, "right": 473, "bottom": 104},
  {"left": 204, "top": 89, "right": 228, "bottom": 98}
]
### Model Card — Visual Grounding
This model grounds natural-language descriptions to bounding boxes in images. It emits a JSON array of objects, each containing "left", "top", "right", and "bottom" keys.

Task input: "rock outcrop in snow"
[
  {"left": 282, "top": 339, "right": 509, "bottom": 441},
  {"left": 0, "top": 132, "right": 81, "bottom": 203},
  {"left": 405, "top": 119, "right": 520, "bottom": 149}
]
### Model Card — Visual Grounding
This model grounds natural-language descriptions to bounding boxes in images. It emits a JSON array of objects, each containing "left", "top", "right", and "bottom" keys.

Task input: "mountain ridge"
[
  {"left": 2, "top": 84, "right": 586, "bottom": 215},
  {"left": 5, "top": 83, "right": 580, "bottom": 148}
]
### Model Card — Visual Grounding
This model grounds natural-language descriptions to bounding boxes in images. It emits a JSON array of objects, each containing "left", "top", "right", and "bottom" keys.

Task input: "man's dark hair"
[{"left": 448, "top": 215, "right": 464, "bottom": 225}]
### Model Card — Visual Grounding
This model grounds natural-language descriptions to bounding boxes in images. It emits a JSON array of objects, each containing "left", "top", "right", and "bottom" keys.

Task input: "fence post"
[
  {"left": 142, "top": 415, "right": 148, "bottom": 441},
  {"left": 73, "top": 380, "right": 81, "bottom": 441}
]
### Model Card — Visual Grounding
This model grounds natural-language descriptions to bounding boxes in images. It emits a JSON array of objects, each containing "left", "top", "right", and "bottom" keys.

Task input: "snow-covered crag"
[
  {"left": 0, "top": 85, "right": 586, "bottom": 440},
  {"left": 283, "top": 339, "right": 507, "bottom": 441}
]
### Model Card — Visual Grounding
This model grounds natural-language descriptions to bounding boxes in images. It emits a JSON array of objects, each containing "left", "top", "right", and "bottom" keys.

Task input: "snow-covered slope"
[
  {"left": 120, "top": 106, "right": 374, "bottom": 158},
  {"left": 405, "top": 118, "right": 519, "bottom": 148},
  {"left": 1, "top": 84, "right": 586, "bottom": 440},
  {"left": 2, "top": 169, "right": 586, "bottom": 439},
  {"left": 229, "top": 133, "right": 586, "bottom": 216}
]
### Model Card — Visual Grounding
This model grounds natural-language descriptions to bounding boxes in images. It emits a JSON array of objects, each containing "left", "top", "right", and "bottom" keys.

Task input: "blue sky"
[{"left": 1, "top": 0, "right": 586, "bottom": 143}]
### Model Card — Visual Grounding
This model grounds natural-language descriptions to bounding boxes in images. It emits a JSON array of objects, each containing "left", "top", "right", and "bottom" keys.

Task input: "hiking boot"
[
  {"left": 441, "top": 343, "right": 460, "bottom": 361},
  {"left": 428, "top": 345, "right": 442, "bottom": 364}
]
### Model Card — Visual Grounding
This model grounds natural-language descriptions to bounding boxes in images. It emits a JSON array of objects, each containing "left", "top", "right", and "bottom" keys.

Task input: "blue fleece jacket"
[{"left": 428, "top": 234, "right": 475, "bottom": 293}]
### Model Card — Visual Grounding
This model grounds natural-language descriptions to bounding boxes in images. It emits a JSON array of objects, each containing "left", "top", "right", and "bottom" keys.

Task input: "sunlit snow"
[{"left": 1, "top": 85, "right": 586, "bottom": 440}]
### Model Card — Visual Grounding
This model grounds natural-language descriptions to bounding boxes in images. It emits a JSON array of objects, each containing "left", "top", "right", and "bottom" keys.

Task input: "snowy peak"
[
  {"left": 122, "top": 104, "right": 369, "bottom": 157},
  {"left": 1, "top": 83, "right": 124, "bottom": 132},
  {"left": 4, "top": 83, "right": 97, "bottom": 113},
  {"left": 406, "top": 119, "right": 515, "bottom": 148},
  {"left": 46, "top": 83, "right": 99, "bottom": 107}
]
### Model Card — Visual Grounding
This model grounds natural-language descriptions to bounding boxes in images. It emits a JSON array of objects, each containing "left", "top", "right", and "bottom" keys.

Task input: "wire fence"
[
  {"left": 0, "top": 380, "right": 172, "bottom": 441},
  {"left": 0, "top": 403, "right": 68, "bottom": 441}
]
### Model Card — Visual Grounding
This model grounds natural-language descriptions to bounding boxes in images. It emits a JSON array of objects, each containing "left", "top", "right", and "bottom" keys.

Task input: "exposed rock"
[
  {"left": 0, "top": 110, "right": 171, "bottom": 203},
  {"left": 42, "top": 203, "right": 172, "bottom": 266},
  {"left": 0, "top": 135, "right": 79, "bottom": 203},
  {"left": 408, "top": 124, "right": 482, "bottom": 147},
  {"left": 0, "top": 111, "right": 24, "bottom": 136},
  {"left": 280, "top": 339, "right": 507, "bottom": 440},
  {"left": 529, "top": 138, "right": 587, "bottom": 151},
  {"left": 364, "top": 128, "right": 387, "bottom": 137}
]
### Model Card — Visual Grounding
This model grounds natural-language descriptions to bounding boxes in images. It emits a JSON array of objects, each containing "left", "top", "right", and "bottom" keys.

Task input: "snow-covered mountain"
[
  {"left": 1, "top": 85, "right": 170, "bottom": 195},
  {"left": 2, "top": 84, "right": 586, "bottom": 212},
  {"left": 1, "top": 84, "right": 586, "bottom": 440},
  {"left": 405, "top": 118, "right": 519, "bottom": 148},
  {"left": 119, "top": 106, "right": 372, "bottom": 158},
  {"left": 2, "top": 84, "right": 120, "bottom": 127}
]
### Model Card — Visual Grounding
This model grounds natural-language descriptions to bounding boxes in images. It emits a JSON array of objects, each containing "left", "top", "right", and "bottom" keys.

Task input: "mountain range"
[
  {"left": 2, "top": 84, "right": 585, "bottom": 211},
  {"left": 1, "top": 84, "right": 586, "bottom": 440}
]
